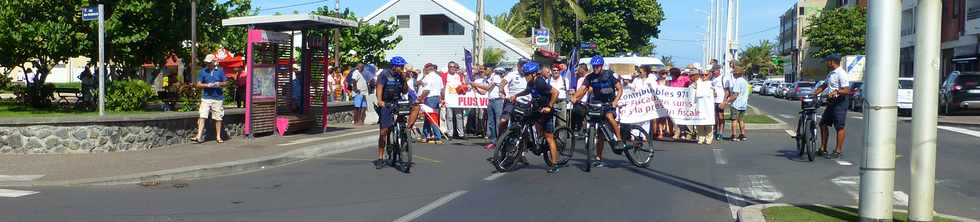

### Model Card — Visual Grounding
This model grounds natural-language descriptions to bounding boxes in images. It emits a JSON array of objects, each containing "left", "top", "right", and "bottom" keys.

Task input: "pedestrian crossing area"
[{"left": 723, "top": 174, "right": 915, "bottom": 219}]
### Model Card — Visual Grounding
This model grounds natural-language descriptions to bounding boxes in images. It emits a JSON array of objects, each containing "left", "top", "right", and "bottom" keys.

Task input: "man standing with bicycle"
[
  {"left": 570, "top": 55, "right": 624, "bottom": 168},
  {"left": 374, "top": 56, "right": 412, "bottom": 169},
  {"left": 508, "top": 62, "right": 561, "bottom": 173},
  {"left": 811, "top": 54, "right": 850, "bottom": 159}
]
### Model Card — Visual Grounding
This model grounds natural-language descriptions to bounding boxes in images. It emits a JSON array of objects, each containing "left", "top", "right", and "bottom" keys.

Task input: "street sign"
[
  {"left": 580, "top": 42, "right": 596, "bottom": 49},
  {"left": 533, "top": 28, "right": 550, "bottom": 47},
  {"left": 81, "top": 6, "right": 99, "bottom": 21}
]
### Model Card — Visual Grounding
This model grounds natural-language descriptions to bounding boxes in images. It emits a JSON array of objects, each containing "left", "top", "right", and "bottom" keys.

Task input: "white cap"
[{"left": 204, "top": 54, "right": 217, "bottom": 64}]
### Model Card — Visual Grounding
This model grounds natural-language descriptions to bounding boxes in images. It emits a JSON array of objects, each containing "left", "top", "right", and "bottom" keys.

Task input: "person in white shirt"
[
  {"left": 350, "top": 64, "right": 368, "bottom": 125},
  {"left": 419, "top": 64, "right": 445, "bottom": 143},
  {"left": 470, "top": 67, "right": 505, "bottom": 149},
  {"left": 726, "top": 71, "right": 750, "bottom": 142},
  {"left": 709, "top": 68, "right": 726, "bottom": 143},
  {"left": 444, "top": 61, "right": 466, "bottom": 139},
  {"left": 497, "top": 59, "right": 530, "bottom": 139},
  {"left": 547, "top": 64, "right": 570, "bottom": 127},
  {"left": 691, "top": 70, "right": 715, "bottom": 144},
  {"left": 811, "top": 54, "right": 851, "bottom": 159}
]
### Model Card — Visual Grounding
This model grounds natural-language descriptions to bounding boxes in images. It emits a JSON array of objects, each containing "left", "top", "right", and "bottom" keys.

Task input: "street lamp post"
[
  {"left": 860, "top": 0, "right": 901, "bottom": 220},
  {"left": 191, "top": 0, "right": 197, "bottom": 82},
  {"left": 910, "top": 0, "right": 941, "bottom": 221}
]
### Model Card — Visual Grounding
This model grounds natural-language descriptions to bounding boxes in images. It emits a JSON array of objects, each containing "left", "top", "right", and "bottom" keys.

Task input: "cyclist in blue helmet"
[
  {"left": 373, "top": 56, "right": 415, "bottom": 169},
  {"left": 507, "top": 61, "right": 561, "bottom": 173},
  {"left": 571, "top": 54, "right": 625, "bottom": 168}
]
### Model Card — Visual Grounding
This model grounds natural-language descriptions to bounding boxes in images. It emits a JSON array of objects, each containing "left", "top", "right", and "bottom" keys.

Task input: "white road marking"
[
  {"left": 831, "top": 176, "right": 861, "bottom": 200},
  {"left": 0, "top": 175, "right": 45, "bottom": 182},
  {"left": 785, "top": 130, "right": 796, "bottom": 137},
  {"left": 278, "top": 129, "right": 380, "bottom": 146},
  {"left": 737, "top": 175, "right": 783, "bottom": 202},
  {"left": 836, "top": 160, "right": 853, "bottom": 166},
  {"left": 779, "top": 114, "right": 794, "bottom": 119},
  {"left": 0, "top": 189, "right": 39, "bottom": 198},
  {"left": 712, "top": 149, "right": 727, "bottom": 165},
  {"left": 393, "top": 190, "right": 467, "bottom": 222},
  {"left": 483, "top": 173, "right": 507, "bottom": 181},
  {"left": 724, "top": 187, "right": 743, "bottom": 220},
  {"left": 832, "top": 176, "right": 911, "bottom": 206},
  {"left": 893, "top": 191, "right": 909, "bottom": 206},
  {"left": 937, "top": 126, "right": 980, "bottom": 138}
]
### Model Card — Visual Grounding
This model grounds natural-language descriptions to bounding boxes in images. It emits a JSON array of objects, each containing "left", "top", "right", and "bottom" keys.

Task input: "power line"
[
  {"left": 740, "top": 26, "right": 779, "bottom": 38},
  {"left": 260, "top": 0, "right": 327, "bottom": 12}
]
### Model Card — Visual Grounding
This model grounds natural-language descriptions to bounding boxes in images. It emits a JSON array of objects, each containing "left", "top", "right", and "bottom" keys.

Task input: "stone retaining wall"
[{"left": 0, "top": 103, "right": 354, "bottom": 154}]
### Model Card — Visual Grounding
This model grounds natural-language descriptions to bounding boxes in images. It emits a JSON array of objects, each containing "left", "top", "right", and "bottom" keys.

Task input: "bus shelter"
[{"left": 223, "top": 15, "right": 357, "bottom": 138}]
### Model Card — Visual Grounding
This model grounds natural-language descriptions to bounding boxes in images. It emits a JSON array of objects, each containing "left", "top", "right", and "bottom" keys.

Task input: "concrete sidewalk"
[
  {"left": 0, "top": 124, "right": 379, "bottom": 187},
  {"left": 937, "top": 115, "right": 980, "bottom": 127}
]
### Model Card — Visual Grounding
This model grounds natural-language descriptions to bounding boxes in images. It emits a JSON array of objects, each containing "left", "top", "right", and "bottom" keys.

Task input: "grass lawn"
[
  {"left": 763, "top": 205, "right": 963, "bottom": 222},
  {"left": 0, "top": 103, "right": 161, "bottom": 118},
  {"left": 52, "top": 82, "right": 82, "bottom": 89},
  {"left": 742, "top": 114, "right": 778, "bottom": 124}
]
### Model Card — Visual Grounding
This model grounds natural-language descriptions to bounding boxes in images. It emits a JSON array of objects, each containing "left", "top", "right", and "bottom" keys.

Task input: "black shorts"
[
  {"left": 820, "top": 98, "right": 849, "bottom": 130},
  {"left": 535, "top": 113, "right": 556, "bottom": 133},
  {"left": 378, "top": 104, "right": 397, "bottom": 129}
]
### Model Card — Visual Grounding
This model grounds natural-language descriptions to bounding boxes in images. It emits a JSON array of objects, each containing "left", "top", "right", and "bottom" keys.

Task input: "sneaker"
[
  {"left": 373, "top": 159, "right": 384, "bottom": 169},
  {"left": 738, "top": 135, "right": 748, "bottom": 141},
  {"left": 591, "top": 160, "right": 605, "bottom": 168},
  {"left": 484, "top": 144, "right": 496, "bottom": 150},
  {"left": 830, "top": 151, "right": 842, "bottom": 159},
  {"left": 817, "top": 150, "right": 828, "bottom": 156},
  {"left": 547, "top": 166, "right": 560, "bottom": 174}
]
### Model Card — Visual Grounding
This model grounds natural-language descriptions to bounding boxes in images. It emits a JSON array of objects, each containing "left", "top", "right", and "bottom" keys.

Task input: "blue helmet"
[
  {"left": 590, "top": 55, "right": 605, "bottom": 66},
  {"left": 521, "top": 62, "right": 540, "bottom": 76},
  {"left": 390, "top": 56, "right": 407, "bottom": 66}
]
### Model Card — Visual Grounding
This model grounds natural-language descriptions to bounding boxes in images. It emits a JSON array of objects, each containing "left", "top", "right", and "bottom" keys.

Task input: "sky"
[{"left": 250, "top": 0, "right": 795, "bottom": 65}]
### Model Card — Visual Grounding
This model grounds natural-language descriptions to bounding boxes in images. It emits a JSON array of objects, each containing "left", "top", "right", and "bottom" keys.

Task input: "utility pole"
[
  {"left": 723, "top": 0, "right": 735, "bottom": 75},
  {"left": 475, "top": 0, "right": 485, "bottom": 66},
  {"left": 706, "top": 0, "right": 714, "bottom": 65},
  {"left": 97, "top": 4, "right": 105, "bottom": 117},
  {"left": 334, "top": 0, "right": 341, "bottom": 75},
  {"left": 714, "top": 0, "right": 723, "bottom": 68},
  {"left": 191, "top": 0, "right": 198, "bottom": 82},
  {"left": 910, "top": 0, "right": 940, "bottom": 221},
  {"left": 860, "top": 0, "right": 900, "bottom": 221}
]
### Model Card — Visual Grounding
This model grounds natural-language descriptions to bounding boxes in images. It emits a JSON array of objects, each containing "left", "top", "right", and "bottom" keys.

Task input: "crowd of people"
[{"left": 357, "top": 53, "right": 757, "bottom": 172}]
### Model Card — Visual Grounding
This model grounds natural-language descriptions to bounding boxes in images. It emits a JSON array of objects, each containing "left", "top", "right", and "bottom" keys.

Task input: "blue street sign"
[{"left": 82, "top": 6, "right": 99, "bottom": 21}]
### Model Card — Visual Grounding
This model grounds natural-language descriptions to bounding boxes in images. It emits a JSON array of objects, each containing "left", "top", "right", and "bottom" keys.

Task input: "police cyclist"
[
  {"left": 507, "top": 62, "right": 562, "bottom": 173},
  {"left": 570, "top": 55, "right": 625, "bottom": 168},
  {"left": 374, "top": 56, "right": 416, "bottom": 169}
]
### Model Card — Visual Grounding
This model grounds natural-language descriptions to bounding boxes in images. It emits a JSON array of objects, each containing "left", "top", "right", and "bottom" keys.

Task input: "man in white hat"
[{"left": 192, "top": 54, "right": 227, "bottom": 143}]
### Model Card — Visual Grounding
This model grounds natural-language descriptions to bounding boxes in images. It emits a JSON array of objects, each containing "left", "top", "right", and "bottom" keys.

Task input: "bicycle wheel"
[
  {"left": 385, "top": 130, "right": 398, "bottom": 167},
  {"left": 492, "top": 129, "right": 522, "bottom": 172},
  {"left": 805, "top": 118, "right": 817, "bottom": 162},
  {"left": 583, "top": 125, "right": 595, "bottom": 172},
  {"left": 623, "top": 125, "right": 654, "bottom": 168},
  {"left": 550, "top": 127, "right": 574, "bottom": 166},
  {"left": 400, "top": 129, "right": 413, "bottom": 173},
  {"left": 795, "top": 116, "right": 805, "bottom": 157}
]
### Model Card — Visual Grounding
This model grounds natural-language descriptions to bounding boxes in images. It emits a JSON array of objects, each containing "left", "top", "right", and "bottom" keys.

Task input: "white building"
[{"left": 363, "top": 0, "right": 532, "bottom": 69}]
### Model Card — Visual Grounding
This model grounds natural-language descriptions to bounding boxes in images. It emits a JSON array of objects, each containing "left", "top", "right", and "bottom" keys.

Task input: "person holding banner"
[
  {"left": 656, "top": 69, "right": 674, "bottom": 139},
  {"left": 507, "top": 62, "right": 561, "bottom": 173},
  {"left": 470, "top": 67, "right": 505, "bottom": 150},
  {"left": 571, "top": 55, "right": 625, "bottom": 168},
  {"left": 419, "top": 64, "right": 445, "bottom": 144},
  {"left": 443, "top": 62, "right": 467, "bottom": 139},
  {"left": 690, "top": 70, "right": 715, "bottom": 144}
]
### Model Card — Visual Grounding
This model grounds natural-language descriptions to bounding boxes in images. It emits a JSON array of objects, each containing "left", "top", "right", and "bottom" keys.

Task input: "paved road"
[{"left": 1, "top": 94, "right": 979, "bottom": 222}]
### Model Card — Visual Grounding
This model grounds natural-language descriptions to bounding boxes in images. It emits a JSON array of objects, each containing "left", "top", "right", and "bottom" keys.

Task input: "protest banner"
[
  {"left": 617, "top": 84, "right": 715, "bottom": 125},
  {"left": 445, "top": 90, "right": 489, "bottom": 108}
]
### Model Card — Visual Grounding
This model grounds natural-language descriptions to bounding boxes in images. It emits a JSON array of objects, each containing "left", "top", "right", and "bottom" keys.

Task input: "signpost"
[
  {"left": 533, "top": 28, "right": 550, "bottom": 47},
  {"left": 83, "top": 5, "right": 106, "bottom": 116}
]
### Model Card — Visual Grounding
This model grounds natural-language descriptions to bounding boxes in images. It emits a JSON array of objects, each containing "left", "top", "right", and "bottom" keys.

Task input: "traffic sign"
[
  {"left": 81, "top": 6, "right": 99, "bottom": 21},
  {"left": 580, "top": 42, "right": 596, "bottom": 49},
  {"left": 533, "top": 28, "right": 550, "bottom": 47}
]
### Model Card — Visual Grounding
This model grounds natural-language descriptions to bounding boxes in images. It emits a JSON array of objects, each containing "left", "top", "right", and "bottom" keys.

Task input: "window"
[
  {"left": 799, "top": 7, "right": 805, "bottom": 16},
  {"left": 420, "top": 14, "right": 464, "bottom": 36},
  {"left": 396, "top": 15, "right": 409, "bottom": 29}
]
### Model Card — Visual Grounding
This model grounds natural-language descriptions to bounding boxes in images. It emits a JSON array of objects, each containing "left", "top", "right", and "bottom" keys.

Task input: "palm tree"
[
  {"left": 483, "top": 48, "right": 507, "bottom": 66},
  {"left": 511, "top": 0, "right": 587, "bottom": 49}
]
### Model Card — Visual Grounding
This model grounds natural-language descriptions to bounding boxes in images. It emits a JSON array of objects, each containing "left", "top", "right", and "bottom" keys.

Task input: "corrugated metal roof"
[{"left": 222, "top": 14, "right": 358, "bottom": 31}]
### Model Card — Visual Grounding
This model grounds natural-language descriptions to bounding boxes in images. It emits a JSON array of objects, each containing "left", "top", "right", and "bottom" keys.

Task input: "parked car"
[
  {"left": 897, "top": 78, "right": 914, "bottom": 114},
  {"left": 940, "top": 71, "right": 980, "bottom": 115},
  {"left": 849, "top": 81, "right": 865, "bottom": 111},
  {"left": 752, "top": 82, "right": 764, "bottom": 94},
  {"left": 786, "top": 81, "right": 815, "bottom": 100},
  {"left": 763, "top": 82, "right": 778, "bottom": 96},
  {"left": 776, "top": 83, "right": 793, "bottom": 98}
]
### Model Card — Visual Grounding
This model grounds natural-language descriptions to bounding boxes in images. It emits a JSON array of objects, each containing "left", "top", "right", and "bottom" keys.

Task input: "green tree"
[
  {"left": 513, "top": 0, "right": 664, "bottom": 56},
  {"left": 0, "top": 0, "right": 89, "bottom": 107},
  {"left": 483, "top": 48, "right": 507, "bottom": 66},
  {"left": 737, "top": 40, "right": 778, "bottom": 78},
  {"left": 804, "top": 6, "right": 866, "bottom": 58},
  {"left": 660, "top": 55, "right": 674, "bottom": 68},
  {"left": 312, "top": 7, "right": 402, "bottom": 69}
]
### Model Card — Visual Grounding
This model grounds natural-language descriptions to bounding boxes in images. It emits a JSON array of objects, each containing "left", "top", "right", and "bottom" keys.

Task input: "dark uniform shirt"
[
  {"left": 378, "top": 69, "right": 406, "bottom": 103},
  {"left": 582, "top": 70, "right": 617, "bottom": 103}
]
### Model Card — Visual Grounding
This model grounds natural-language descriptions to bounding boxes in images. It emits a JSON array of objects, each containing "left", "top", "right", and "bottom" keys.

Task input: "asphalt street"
[{"left": 1, "top": 94, "right": 979, "bottom": 222}]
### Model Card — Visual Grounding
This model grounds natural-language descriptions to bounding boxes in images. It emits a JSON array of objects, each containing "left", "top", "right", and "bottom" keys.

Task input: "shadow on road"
[{"left": 624, "top": 167, "right": 769, "bottom": 207}]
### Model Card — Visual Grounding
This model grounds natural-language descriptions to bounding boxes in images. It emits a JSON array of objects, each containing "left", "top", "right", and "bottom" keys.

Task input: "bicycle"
[
  {"left": 383, "top": 99, "right": 414, "bottom": 173},
  {"left": 795, "top": 94, "right": 820, "bottom": 162},
  {"left": 581, "top": 102, "right": 654, "bottom": 172},
  {"left": 490, "top": 101, "right": 574, "bottom": 172}
]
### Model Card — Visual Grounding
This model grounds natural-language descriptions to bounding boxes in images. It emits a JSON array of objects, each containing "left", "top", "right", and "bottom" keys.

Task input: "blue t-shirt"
[{"left": 199, "top": 68, "right": 227, "bottom": 100}]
